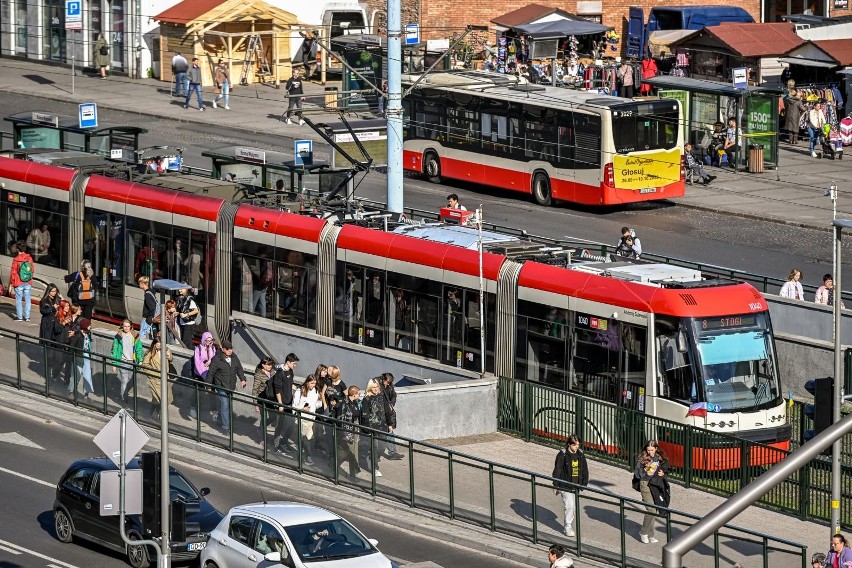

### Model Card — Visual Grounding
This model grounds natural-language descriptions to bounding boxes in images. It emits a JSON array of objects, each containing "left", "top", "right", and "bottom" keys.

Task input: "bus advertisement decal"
[{"left": 613, "top": 149, "right": 680, "bottom": 190}]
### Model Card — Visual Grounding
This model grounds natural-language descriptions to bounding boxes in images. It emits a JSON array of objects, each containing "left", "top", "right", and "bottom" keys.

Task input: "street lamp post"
[
  {"left": 152, "top": 278, "right": 190, "bottom": 568},
  {"left": 827, "top": 181, "right": 838, "bottom": 282},
  {"left": 831, "top": 219, "right": 851, "bottom": 537}
]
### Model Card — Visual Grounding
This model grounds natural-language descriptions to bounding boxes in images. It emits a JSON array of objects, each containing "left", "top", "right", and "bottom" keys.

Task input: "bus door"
[{"left": 85, "top": 210, "right": 125, "bottom": 320}]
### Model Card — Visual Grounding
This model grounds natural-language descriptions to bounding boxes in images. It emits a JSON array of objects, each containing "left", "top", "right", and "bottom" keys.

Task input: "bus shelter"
[
  {"left": 643, "top": 76, "right": 782, "bottom": 171},
  {"left": 4, "top": 112, "right": 147, "bottom": 161},
  {"left": 201, "top": 145, "right": 354, "bottom": 199},
  {"left": 314, "top": 118, "right": 386, "bottom": 168}
]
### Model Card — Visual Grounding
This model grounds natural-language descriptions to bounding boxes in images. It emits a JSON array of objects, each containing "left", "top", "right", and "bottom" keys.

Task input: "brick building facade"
[{"left": 361, "top": 0, "right": 765, "bottom": 53}]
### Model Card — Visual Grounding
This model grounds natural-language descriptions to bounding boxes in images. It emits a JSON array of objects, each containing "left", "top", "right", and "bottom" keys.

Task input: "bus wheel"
[
  {"left": 532, "top": 172, "right": 552, "bottom": 206},
  {"left": 424, "top": 153, "right": 442, "bottom": 184}
]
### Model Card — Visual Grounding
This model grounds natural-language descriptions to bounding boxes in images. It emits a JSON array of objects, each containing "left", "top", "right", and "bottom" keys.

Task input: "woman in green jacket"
[{"left": 111, "top": 319, "right": 143, "bottom": 403}]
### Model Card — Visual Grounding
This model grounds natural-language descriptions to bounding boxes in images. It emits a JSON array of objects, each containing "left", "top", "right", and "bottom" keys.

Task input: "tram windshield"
[{"left": 689, "top": 313, "right": 781, "bottom": 411}]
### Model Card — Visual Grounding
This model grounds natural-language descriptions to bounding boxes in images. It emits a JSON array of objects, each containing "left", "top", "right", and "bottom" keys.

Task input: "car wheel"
[
  {"left": 424, "top": 152, "right": 442, "bottom": 184},
  {"left": 54, "top": 509, "right": 73, "bottom": 543},
  {"left": 127, "top": 534, "right": 150, "bottom": 568},
  {"left": 204, "top": 562, "right": 220, "bottom": 568},
  {"left": 532, "top": 171, "right": 552, "bottom": 206}
]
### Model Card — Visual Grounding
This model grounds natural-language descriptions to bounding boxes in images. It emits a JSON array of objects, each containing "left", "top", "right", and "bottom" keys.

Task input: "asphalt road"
[
  {"left": 1, "top": 92, "right": 849, "bottom": 286},
  {"left": 0, "top": 405, "right": 530, "bottom": 568}
]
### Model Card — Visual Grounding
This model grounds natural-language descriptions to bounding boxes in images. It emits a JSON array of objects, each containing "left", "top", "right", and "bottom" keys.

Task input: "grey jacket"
[{"left": 187, "top": 66, "right": 202, "bottom": 85}]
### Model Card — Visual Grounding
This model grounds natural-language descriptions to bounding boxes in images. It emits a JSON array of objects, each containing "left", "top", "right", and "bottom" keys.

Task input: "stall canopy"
[
  {"left": 648, "top": 29, "right": 695, "bottom": 57},
  {"left": 670, "top": 23, "right": 803, "bottom": 58},
  {"left": 515, "top": 19, "right": 613, "bottom": 38},
  {"left": 780, "top": 39, "right": 852, "bottom": 69},
  {"left": 491, "top": 3, "right": 580, "bottom": 31}
]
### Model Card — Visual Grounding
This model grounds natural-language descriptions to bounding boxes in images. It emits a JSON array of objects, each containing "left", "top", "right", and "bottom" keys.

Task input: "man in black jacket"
[
  {"left": 272, "top": 352, "right": 299, "bottom": 456},
  {"left": 207, "top": 340, "right": 246, "bottom": 432},
  {"left": 552, "top": 434, "right": 589, "bottom": 537}
]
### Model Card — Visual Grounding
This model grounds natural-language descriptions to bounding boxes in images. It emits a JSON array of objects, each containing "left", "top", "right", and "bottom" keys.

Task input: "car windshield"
[
  {"left": 169, "top": 470, "right": 200, "bottom": 500},
  {"left": 284, "top": 519, "right": 376, "bottom": 562}
]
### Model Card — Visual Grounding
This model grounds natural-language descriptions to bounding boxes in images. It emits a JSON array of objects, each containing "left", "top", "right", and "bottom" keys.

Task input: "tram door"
[{"left": 85, "top": 209, "right": 125, "bottom": 319}]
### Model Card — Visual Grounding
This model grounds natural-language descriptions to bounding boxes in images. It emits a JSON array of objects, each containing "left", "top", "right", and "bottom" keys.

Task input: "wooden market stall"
[{"left": 154, "top": 0, "right": 299, "bottom": 87}]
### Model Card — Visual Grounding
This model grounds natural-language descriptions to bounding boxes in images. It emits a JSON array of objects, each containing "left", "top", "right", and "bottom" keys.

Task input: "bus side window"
[
  {"left": 557, "top": 111, "right": 574, "bottom": 168},
  {"left": 574, "top": 113, "right": 601, "bottom": 169}
]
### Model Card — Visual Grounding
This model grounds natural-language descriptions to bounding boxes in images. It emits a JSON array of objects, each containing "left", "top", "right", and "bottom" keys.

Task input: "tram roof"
[
  {"left": 403, "top": 71, "right": 666, "bottom": 110},
  {"left": 391, "top": 223, "right": 521, "bottom": 250}
]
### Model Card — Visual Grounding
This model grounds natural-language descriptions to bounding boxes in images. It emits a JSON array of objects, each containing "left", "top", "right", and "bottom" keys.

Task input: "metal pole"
[
  {"left": 159, "top": 290, "right": 170, "bottom": 568},
  {"left": 385, "top": 0, "right": 403, "bottom": 212},
  {"left": 662, "top": 409, "right": 852, "bottom": 567},
  {"left": 477, "top": 206, "right": 485, "bottom": 377},
  {"left": 832, "top": 221, "right": 843, "bottom": 536}
]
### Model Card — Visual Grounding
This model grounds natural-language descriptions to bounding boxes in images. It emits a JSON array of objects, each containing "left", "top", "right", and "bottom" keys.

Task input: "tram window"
[
  {"left": 125, "top": 218, "right": 166, "bottom": 285},
  {"left": 515, "top": 301, "right": 570, "bottom": 387},
  {"left": 572, "top": 319, "right": 619, "bottom": 402},
  {"left": 657, "top": 329, "right": 695, "bottom": 401},
  {"left": 233, "top": 243, "right": 275, "bottom": 321},
  {"left": 387, "top": 288, "right": 413, "bottom": 352}
]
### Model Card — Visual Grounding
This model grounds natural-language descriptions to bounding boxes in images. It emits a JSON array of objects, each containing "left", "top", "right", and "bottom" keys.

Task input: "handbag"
[{"left": 631, "top": 472, "right": 641, "bottom": 492}]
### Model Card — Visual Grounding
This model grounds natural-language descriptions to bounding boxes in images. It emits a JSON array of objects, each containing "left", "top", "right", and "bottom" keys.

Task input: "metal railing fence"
[
  {"left": 0, "top": 328, "right": 808, "bottom": 568},
  {"left": 498, "top": 376, "right": 852, "bottom": 532}
]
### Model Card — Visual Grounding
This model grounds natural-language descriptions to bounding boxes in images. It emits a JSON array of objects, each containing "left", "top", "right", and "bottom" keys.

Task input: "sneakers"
[
  {"left": 285, "top": 118, "right": 293, "bottom": 124},
  {"left": 812, "top": 151, "right": 818, "bottom": 158},
  {"left": 25, "top": 318, "right": 30, "bottom": 322},
  {"left": 564, "top": 527, "right": 575, "bottom": 537},
  {"left": 183, "top": 105, "right": 188, "bottom": 109},
  {"left": 212, "top": 100, "right": 217, "bottom": 108},
  {"left": 386, "top": 452, "right": 405, "bottom": 460},
  {"left": 298, "top": 119, "right": 305, "bottom": 126},
  {"left": 275, "top": 447, "right": 293, "bottom": 458},
  {"left": 199, "top": 107, "right": 205, "bottom": 111},
  {"left": 640, "top": 534, "right": 659, "bottom": 544},
  {"left": 374, "top": 469, "right": 383, "bottom": 477},
  {"left": 224, "top": 106, "right": 230, "bottom": 110},
  {"left": 304, "top": 456, "right": 315, "bottom": 466}
]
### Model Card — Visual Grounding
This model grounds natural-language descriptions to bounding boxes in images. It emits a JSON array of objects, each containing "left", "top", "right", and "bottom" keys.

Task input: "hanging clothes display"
[{"left": 640, "top": 58, "right": 658, "bottom": 94}]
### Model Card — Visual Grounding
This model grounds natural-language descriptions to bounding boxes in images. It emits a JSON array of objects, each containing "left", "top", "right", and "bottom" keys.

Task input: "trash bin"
[
  {"left": 324, "top": 87, "right": 338, "bottom": 110},
  {"left": 748, "top": 144, "right": 764, "bottom": 173}
]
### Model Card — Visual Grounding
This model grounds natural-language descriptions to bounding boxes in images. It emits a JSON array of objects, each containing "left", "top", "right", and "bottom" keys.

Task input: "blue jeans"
[
  {"left": 214, "top": 81, "right": 230, "bottom": 107},
  {"left": 808, "top": 126, "right": 819, "bottom": 152},
  {"left": 175, "top": 72, "right": 187, "bottom": 96},
  {"left": 218, "top": 388, "right": 231, "bottom": 430},
  {"left": 185, "top": 83, "right": 203, "bottom": 108},
  {"left": 14, "top": 283, "right": 31, "bottom": 320}
]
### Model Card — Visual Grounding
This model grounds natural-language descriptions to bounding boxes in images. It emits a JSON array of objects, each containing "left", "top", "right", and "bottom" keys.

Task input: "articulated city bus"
[
  {"left": 401, "top": 71, "right": 686, "bottom": 206},
  {"left": 0, "top": 157, "right": 786, "bottom": 468}
]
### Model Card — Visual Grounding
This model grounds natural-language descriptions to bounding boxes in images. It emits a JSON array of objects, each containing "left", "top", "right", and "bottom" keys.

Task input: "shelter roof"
[
  {"left": 155, "top": 0, "right": 297, "bottom": 26},
  {"left": 811, "top": 39, "right": 852, "bottom": 66},
  {"left": 491, "top": 3, "right": 577, "bottom": 28},
  {"left": 673, "top": 23, "right": 804, "bottom": 57}
]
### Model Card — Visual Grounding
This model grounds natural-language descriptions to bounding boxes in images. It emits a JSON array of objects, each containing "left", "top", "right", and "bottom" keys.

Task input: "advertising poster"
[{"left": 344, "top": 46, "right": 383, "bottom": 111}]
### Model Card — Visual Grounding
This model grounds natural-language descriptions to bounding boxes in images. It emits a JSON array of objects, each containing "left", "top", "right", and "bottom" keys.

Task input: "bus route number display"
[{"left": 701, "top": 315, "right": 756, "bottom": 330}]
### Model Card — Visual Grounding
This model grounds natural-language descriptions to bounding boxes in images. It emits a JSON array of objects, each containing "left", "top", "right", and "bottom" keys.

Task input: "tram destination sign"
[{"left": 700, "top": 314, "right": 757, "bottom": 330}]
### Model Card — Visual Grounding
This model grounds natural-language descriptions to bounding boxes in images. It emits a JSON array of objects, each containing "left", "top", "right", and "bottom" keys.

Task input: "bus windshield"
[
  {"left": 611, "top": 103, "right": 679, "bottom": 154},
  {"left": 689, "top": 313, "right": 781, "bottom": 411}
]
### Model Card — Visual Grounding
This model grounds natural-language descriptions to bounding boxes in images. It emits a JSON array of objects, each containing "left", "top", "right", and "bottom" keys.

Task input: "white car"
[{"left": 200, "top": 502, "right": 398, "bottom": 568}]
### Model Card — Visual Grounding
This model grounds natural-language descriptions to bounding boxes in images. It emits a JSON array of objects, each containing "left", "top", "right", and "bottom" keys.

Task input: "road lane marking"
[
  {"left": 0, "top": 544, "right": 22, "bottom": 554},
  {"left": 0, "top": 431, "right": 44, "bottom": 450},
  {"left": 0, "top": 465, "right": 55, "bottom": 488},
  {"left": 0, "top": 539, "right": 81, "bottom": 568}
]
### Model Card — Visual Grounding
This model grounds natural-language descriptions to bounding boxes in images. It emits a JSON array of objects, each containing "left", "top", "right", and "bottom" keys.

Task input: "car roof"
[
  {"left": 65, "top": 456, "right": 182, "bottom": 474},
  {"left": 228, "top": 502, "right": 339, "bottom": 526}
]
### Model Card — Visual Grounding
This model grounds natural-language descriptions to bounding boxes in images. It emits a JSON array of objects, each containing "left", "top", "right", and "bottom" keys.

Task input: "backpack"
[
  {"left": 18, "top": 260, "right": 32, "bottom": 282},
  {"left": 78, "top": 278, "right": 95, "bottom": 301},
  {"left": 99, "top": 45, "right": 109, "bottom": 56}
]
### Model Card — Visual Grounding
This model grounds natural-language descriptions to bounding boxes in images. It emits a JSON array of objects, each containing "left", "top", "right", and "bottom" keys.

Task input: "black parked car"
[{"left": 53, "top": 457, "right": 223, "bottom": 568}]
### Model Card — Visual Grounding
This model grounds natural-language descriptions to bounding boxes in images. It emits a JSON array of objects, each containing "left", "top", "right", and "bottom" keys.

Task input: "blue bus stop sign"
[
  {"left": 405, "top": 24, "right": 419, "bottom": 45},
  {"left": 79, "top": 103, "right": 98, "bottom": 129},
  {"left": 294, "top": 139, "right": 313, "bottom": 166}
]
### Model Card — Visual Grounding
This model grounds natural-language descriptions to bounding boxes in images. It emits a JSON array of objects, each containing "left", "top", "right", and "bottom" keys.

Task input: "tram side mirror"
[{"left": 676, "top": 327, "right": 688, "bottom": 354}]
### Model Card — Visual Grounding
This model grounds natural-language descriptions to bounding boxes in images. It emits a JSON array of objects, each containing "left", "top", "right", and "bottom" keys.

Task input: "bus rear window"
[{"left": 612, "top": 110, "right": 678, "bottom": 153}]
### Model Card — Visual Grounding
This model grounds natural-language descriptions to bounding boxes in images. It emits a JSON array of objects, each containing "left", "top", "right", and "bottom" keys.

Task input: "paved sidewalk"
[{"left": 0, "top": 58, "right": 851, "bottom": 231}]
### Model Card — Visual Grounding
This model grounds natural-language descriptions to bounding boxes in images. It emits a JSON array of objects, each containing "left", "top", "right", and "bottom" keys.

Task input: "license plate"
[
  {"left": 187, "top": 542, "right": 206, "bottom": 552},
  {"left": 639, "top": 187, "right": 657, "bottom": 194}
]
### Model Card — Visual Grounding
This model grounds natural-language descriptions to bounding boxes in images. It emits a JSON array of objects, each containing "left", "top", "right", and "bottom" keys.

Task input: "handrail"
[{"left": 0, "top": 326, "right": 808, "bottom": 568}]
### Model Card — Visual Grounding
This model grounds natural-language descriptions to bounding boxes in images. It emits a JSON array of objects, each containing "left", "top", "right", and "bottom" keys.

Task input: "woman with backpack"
[
  {"left": 10, "top": 241, "right": 34, "bottom": 322},
  {"left": 177, "top": 287, "right": 200, "bottom": 347},
  {"left": 252, "top": 356, "right": 275, "bottom": 444},
  {"left": 94, "top": 34, "right": 109, "bottom": 79},
  {"left": 64, "top": 262, "right": 96, "bottom": 319}
]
